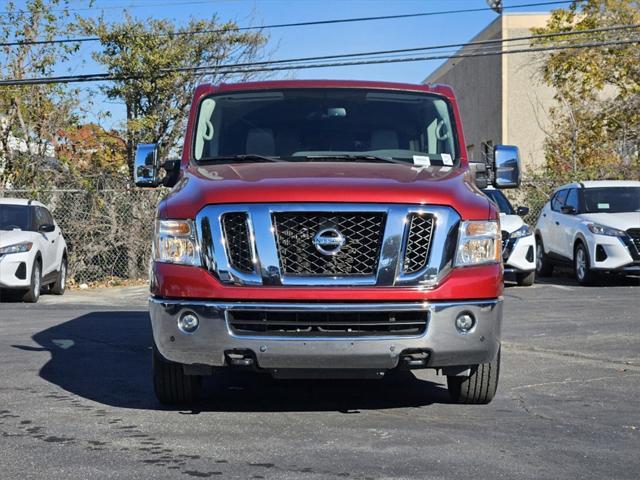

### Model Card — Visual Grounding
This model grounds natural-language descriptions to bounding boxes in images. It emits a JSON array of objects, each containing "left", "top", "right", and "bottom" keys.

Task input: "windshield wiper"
[
  {"left": 293, "top": 154, "right": 409, "bottom": 166},
  {"left": 199, "top": 154, "right": 285, "bottom": 163}
]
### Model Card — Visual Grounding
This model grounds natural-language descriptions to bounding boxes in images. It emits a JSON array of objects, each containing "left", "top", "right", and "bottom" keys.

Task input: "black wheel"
[
  {"left": 50, "top": 256, "right": 67, "bottom": 295},
  {"left": 535, "top": 237, "right": 553, "bottom": 277},
  {"left": 516, "top": 270, "right": 535, "bottom": 286},
  {"left": 447, "top": 348, "right": 500, "bottom": 404},
  {"left": 22, "top": 259, "right": 42, "bottom": 303},
  {"left": 152, "top": 342, "right": 201, "bottom": 405},
  {"left": 574, "top": 242, "right": 596, "bottom": 286}
]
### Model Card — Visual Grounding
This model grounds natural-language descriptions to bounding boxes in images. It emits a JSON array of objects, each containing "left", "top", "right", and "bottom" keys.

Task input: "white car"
[
  {"left": 0, "top": 198, "right": 68, "bottom": 302},
  {"left": 534, "top": 180, "right": 640, "bottom": 285},
  {"left": 483, "top": 187, "right": 536, "bottom": 286}
]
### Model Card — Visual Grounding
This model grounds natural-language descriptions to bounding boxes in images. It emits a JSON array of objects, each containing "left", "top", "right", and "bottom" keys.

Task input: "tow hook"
[
  {"left": 224, "top": 349, "right": 255, "bottom": 367},
  {"left": 399, "top": 349, "right": 430, "bottom": 368}
]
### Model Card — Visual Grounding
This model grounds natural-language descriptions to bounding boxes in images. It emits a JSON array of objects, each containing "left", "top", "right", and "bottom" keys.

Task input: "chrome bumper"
[{"left": 149, "top": 297, "right": 502, "bottom": 370}]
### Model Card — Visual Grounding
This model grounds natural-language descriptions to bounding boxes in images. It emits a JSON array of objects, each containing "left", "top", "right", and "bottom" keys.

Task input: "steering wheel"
[{"left": 3, "top": 224, "right": 21, "bottom": 230}]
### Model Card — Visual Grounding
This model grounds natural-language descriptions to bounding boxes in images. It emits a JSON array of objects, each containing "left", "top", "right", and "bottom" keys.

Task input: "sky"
[{"left": 8, "top": 0, "right": 567, "bottom": 128}]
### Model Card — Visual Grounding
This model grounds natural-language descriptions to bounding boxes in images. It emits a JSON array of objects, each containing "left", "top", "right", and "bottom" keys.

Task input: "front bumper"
[
  {"left": 589, "top": 234, "right": 639, "bottom": 272},
  {"left": 503, "top": 234, "right": 536, "bottom": 273},
  {"left": 0, "top": 251, "right": 33, "bottom": 288},
  {"left": 149, "top": 297, "right": 502, "bottom": 370}
]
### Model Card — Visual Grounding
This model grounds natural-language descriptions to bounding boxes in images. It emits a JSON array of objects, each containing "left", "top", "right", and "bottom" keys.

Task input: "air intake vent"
[
  {"left": 403, "top": 214, "right": 435, "bottom": 274},
  {"left": 221, "top": 213, "right": 254, "bottom": 273}
]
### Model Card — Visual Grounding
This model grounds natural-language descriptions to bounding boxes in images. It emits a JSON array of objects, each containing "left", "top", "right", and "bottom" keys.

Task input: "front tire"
[
  {"left": 535, "top": 237, "right": 553, "bottom": 277},
  {"left": 447, "top": 348, "right": 500, "bottom": 404},
  {"left": 516, "top": 270, "right": 535, "bottom": 286},
  {"left": 22, "top": 259, "right": 42, "bottom": 303},
  {"left": 574, "top": 242, "right": 596, "bottom": 285},
  {"left": 152, "top": 342, "right": 201, "bottom": 405},
  {"left": 50, "top": 257, "right": 67, "bottom": 295}
]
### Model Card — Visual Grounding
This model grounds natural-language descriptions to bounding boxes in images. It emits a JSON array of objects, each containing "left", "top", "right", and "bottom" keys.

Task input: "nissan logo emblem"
[{"left": 313, "top": 228, "right": 346, "bottom": 256}]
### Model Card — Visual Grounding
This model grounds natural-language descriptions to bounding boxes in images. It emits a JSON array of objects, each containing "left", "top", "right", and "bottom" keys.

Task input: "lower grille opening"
[{"left": 227, "top": 310, "right": 428, "bottom": 337}]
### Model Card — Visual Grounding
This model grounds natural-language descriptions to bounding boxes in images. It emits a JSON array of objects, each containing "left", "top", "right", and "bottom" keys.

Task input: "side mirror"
[
  {"left": 561, "top": 205, "right": 576, "bottom": 215},
  {"left": 516, "top": 206, "right": 529, "bottom": 216},
  {"left": 39, "top": 224, "right": 55, "bottom": 233},
  {"left": 493, "top": 145, "right": 521, "bottom": 189},
  {"left": 134, "top": 143, "right": 161, "bottom": 187}
]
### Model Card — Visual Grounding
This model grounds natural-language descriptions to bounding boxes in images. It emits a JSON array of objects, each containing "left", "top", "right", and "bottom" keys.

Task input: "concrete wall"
[
  {"left": 424, "top": 18, "right": 503, "bottom": 164},
  {"left": 502, "top": 14, "right": 555, "bottom": 172},
  {"left": 423, "top": 14, "right": 555, "bottom": 174}
]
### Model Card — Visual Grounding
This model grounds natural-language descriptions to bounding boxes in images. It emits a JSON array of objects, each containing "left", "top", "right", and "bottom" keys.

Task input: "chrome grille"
[
  {"left": 273, "top": 212, "right": 385, "bottom": 276},
  {"left": 195, "top": 204, "right": 460, "bottom": 288},
  {"left": 221, "top": 213, "right": 254, "bottom": 273},
  {"left": 501, "top": 230, "right": 509, "bottom": 251},
  {"left": 403, "top": 213, "right": 434, "bottom": 273},
  {"left": 628, "top": 229, "right": 640, "bottom": 253}
]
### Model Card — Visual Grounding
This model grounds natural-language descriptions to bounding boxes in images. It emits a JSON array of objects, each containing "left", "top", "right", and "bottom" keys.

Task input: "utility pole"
[{"left": 486, "top": 0, "right": 503, "bottom": 14}]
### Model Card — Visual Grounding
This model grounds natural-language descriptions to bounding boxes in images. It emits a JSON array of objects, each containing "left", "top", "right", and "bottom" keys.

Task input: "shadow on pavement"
[{"left": 19, "top": 311, "right": 450, "bottom": 412}]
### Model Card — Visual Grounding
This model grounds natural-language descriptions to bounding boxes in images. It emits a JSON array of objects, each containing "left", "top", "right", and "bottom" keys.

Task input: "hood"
[
  {"left": 0, "top": 229, "right": 37, "bottom": 248},
  {"left": 161, "top": 162, "right": 493, "bottom": 220},
  {"left": 578, "top": 212, "right": 640, "bottom": 231},
  {"left": 498, "top": 213, "right": 525, "bottom": 234}
]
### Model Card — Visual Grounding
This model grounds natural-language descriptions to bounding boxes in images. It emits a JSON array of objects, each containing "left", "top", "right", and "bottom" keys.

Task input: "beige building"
[{"left": 423, "top": 13, "right": 555, "bottom": 174}]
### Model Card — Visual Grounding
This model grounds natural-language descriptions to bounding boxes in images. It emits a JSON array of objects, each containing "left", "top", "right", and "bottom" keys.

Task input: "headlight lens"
[
  {"left": 586, "top": 223, "right": 626, "bottom": 237},
  {"left": 455, "top": 220, "right": 501, "bottom": 266},
  {"left": 0, "top": 242, "right": 33, "bottom": 255},
  {"left": 510, "top": 224, "right": 532, "bottom": 239},
  {"left": 153, "top": 219, "right": 201, "bottom": 266}
]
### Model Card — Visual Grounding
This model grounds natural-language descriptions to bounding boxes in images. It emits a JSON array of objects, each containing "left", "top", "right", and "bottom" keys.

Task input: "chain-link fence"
[
  {"left": 0, "top": 187, "right": 164, "bottom": 285},
  {"left": 0, "top": 178, "right": 558, "bottom": 286}
]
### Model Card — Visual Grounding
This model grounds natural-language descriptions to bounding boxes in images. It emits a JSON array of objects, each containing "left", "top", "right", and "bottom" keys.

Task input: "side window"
[
  {"left": 565, "top": 189, "right": 579, "bottom": 212},
  {"left": 34, "top": 207, "right": 53, "bottom": 229},
  {"left": 41, "top": 208, "right": 54, "bottom": 226},
  {"left": 551, "top": 190, "right": 568, "bottom": 212}
]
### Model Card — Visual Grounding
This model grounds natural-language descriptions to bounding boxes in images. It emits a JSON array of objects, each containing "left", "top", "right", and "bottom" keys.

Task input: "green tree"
[
  {"left": 0, "top": 0, "right": 80, "bottom": 187},
  {"left": 81, "top": 14, "right": 268, "bottom": 169},
  {"left": 532, "top": 0, "right": 640, "bottom": 179}
]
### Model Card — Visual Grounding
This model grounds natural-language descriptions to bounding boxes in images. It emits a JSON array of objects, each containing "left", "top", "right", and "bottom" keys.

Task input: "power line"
[
  {"left": 1, "top": 36, "right": 637, "bottom": 87},
  {"left": 0, "top": 1, "right": 573, "bottom": 47},
  {"left": 175, "top": 24, "right": 640, "bottom": 74}
]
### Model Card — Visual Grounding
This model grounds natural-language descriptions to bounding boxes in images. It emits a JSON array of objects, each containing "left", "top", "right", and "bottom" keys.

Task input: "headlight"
[
  {"left": 510, "top": 224, "right": 532, "bottom": 239},
  {"left": 153, "top": 219, "right": 201, "bottom": 266},
  {"left": 0, "top": 242, "right": 33, "bottom": 255},
  {"left": 586, "top": 223, "right": 626, "bottom": 237},
  {"left": 454, "top": 220, "right": 501, "bottom": 266}
]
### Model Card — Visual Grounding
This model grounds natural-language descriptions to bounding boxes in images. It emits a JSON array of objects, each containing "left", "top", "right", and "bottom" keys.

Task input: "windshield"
[
  {"left": 0, "top": 205, "right": 31, "bottom": 231},
  {"left": 193, "top": 88, "right": 458, "bottom": 165},
  {"left": 583, "top": 187, "right": 640, "bottom": 213},
  {"left": 483, "top": 189, "right": 514, "bottom": 215}
]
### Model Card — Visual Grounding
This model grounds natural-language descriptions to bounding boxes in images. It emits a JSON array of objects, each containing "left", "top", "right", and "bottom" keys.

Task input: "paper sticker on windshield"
[
  {"left": 441, "top": 153, "right": 453, "bottom": 166},
  {"left": 597, "top": 203, "right": 610, "bottom": 209},
  {"left": 413, "top": 155, "right": 431, "bottom": 166}
]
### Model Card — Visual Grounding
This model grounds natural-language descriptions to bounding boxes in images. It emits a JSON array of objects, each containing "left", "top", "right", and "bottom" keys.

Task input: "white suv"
[
  {"left": 0, "top": 198, "right": 68, "bottom": 302},
  {"left": 483, "top": 187, "right": 536, "bottom": 286},
  {"left": 535, "top": 181, "right": 640, "bottom": 285}
]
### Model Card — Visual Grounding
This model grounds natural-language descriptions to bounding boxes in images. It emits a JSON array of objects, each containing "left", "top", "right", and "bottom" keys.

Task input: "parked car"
[
  {"left": 482, "top": 187, "right": 535, "bottom": 286},
  {"left": 0, "top": 198, "right": 67, "bottom": 302},
  {"left": 134, "top": 79, "right": 522, "bottom": 405},
  {"left": 535, "top": 180, "right": 640, "bottom": 285}
]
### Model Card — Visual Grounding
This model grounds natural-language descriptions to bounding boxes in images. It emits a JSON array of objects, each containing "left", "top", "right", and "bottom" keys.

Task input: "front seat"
[
  {"left": 370, "top": 129, "right": 399, "bottom": 151},
  {"left": 246, "top": 128, "right": 275, "bottom": 156}
]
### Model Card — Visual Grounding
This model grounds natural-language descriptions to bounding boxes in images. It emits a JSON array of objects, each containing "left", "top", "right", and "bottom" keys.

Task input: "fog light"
[
  {"left": 178, "top": 312, "right": 199, "bottom": 334},
  {"left": 455, "top": 313, "right": 476, "bottom": 333}
]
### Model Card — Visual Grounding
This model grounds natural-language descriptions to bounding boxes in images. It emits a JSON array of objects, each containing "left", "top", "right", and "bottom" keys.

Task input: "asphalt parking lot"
[{"left": 0, "top": 276, "right": 638, "bottom": 480}]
